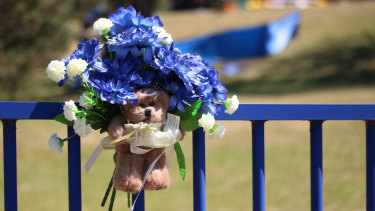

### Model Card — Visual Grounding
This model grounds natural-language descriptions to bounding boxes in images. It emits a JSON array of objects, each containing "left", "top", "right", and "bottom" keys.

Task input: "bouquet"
[{"left": 46, "top": 5, "right": 239, "bottom": 210}]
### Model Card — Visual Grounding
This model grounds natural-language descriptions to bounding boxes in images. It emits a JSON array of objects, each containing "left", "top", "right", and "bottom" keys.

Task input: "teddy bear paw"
[
  {"left": 113, "top": 174, "right": 143, "bottom": 194},
  {"left": 144, "top": 168, "right": 170, "bottom": 190}
]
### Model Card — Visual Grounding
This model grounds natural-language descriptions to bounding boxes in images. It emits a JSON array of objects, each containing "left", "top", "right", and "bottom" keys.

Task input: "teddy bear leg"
[
  {"left": 144, "top": 148, "right": 170, "bottom": 190},
  {"left": 113, "top": 144, "right": 144, "bottom": 194}
]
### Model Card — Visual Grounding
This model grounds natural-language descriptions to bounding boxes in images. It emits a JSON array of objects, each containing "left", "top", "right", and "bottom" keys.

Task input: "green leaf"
[
  {"left": 101, "top": 175, "right": 113, "bottom": 207},
  {"left": 187, "top": 100, "right": 202, "bottom": 117},
  {"left": 210, "top": 125, "right": 220, "bottom": 133},
  {"left": 180, "top": 113, "right": 202, "bottom": 132},
  {"left": 174, "top": 142, "right": 186, "bottom": 180},
  {"left": 102, "top": 28, "right": 110, "bottom": 36},
  {"left": 224, "top": 98, "right": 231, "bottom": 109},
  {"left": 175, "top": 100, "right": 202, "bottom": 121},
  {"left": 57, "top": 138, "right": 64, "bottom": 148},
  {"left": 54, "top": 113, "right": 74, "bottom": 126},
  {"left": 127, "top": 192, "right": 131, "bottom": 208}
]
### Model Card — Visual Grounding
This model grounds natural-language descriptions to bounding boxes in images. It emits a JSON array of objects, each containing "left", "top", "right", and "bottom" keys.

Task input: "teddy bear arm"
[
  {"left": 179, "top": 124, "right": 185, "bottom": 140},
  {"left": 107, "top": 114, "right": 127, "bottom": 140}
]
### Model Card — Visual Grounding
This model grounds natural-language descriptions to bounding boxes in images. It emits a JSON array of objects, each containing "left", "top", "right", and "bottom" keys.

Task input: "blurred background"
[{"left": 1, "top": 0, "right": 375, "bottom": 210}]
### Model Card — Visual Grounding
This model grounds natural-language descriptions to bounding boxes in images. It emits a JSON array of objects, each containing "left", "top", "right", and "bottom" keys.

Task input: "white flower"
[
  {"left": 63, "top": 100, "right": 78, "bottom": 121},
  {"left": 93, "top": 18, "right": 113, "bottom": 35},
  {"left": 73, "top": 118, "right": 92, "bottom": 137},
  {"left": 66, "top": 58, "right": 88, "bottom": 77},
  {"left": 49, "top": 133, "right": 63, "bottom": 153},
  {"left": 79, "top": 92, "right": 92, "bottom": 109},
  {"left": 198, "top": 113, "right": 215, "bottom": 132},
  {"left": 209, "top": 123, "right": 226, "bottom": 139},
  {"left": 46, "top": 60, "right": 66, "bottom": 83},
  {"left": 224, "top": 95, "right": 239, "bottom": 115},
  {"left": 153, "top": 26, "right": 173, "bottom": 44}
]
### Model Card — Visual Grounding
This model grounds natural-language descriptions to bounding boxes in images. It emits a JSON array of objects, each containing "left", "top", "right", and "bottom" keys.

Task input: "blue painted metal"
[
  {"left": 0, "top": 102, "right": 63, "bottom": 120},
  {"left": 68, "top": 126, "right": 82, "bottom": 211},
  {"left": 1, "top": 102, "right": 375, "bottom": 211},
  {"left": 132, "top": 189, "right": 145, "bottom": 211},
  {"left": 216, "top": 104, "right": 375, "bottom": 121},
  {"left": 310, "top": 121, "right": 323, "bottom": 211},
  {"left": 2, "top": 120, "right": 18, "bottom": 211},
  {"left": 1, "top": 102, "right": 375, "bottom": 121},
  {"left": 252, "top": 121, "right": 265, "bottom": 211},
  {"left": 367, "top": 121, "right": 375, "bottom": 211},
  {"left": 193, "top": 127, "right": 206, "bottom": 211}
]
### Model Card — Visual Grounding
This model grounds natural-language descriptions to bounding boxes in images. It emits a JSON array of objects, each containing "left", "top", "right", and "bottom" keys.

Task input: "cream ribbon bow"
[{"left": 84, "top": 114, "right": 181, "bottom": 172}]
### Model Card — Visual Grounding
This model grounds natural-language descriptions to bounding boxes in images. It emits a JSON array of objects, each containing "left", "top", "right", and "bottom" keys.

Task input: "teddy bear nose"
[{"left": 145, "top": 109, "right": 151, "bottom": 117}]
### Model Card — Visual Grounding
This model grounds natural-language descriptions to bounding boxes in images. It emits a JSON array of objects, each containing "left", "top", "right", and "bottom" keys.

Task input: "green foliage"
[
  {"left": 180, "top": 114, "right": 202, "bottom": 132},
  {"left": 79, "top": 83, "right": 121, "bottom": 133},
  {"left": 54, "top": 113, "right": 74, "bottom": 126},
  {"left": 174, "top": 142, "right": 186, "bottom": 180},
  {"left": 210, "top": 124, "right": 220, "bottom": 133},
  {"left": 52, "top": 82, "right": 121, "bottom": 133},
  {"left": 173, "top": 100, "right": 202, "bottom": 132}
]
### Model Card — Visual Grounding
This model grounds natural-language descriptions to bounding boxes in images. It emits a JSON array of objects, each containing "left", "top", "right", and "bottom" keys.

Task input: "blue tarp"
[{"left": 175, "top": 11, "right": 301, "bottom": 63}]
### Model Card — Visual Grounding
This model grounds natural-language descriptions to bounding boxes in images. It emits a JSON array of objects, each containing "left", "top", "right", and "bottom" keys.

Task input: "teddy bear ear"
[
  {"left": 119, "top": 102, "right": 132, "bottom": 114},
  {"left": 157, "top": 90, "right": 170, "bottom": 110}
]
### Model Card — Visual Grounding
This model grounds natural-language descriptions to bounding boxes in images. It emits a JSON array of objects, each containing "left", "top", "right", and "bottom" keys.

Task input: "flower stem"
[
  {"left": 105, "top": 35, "right": 113, "bottom": 60},
  {"left": 63, "top": 133, "right": 77, "bottom": 142}
]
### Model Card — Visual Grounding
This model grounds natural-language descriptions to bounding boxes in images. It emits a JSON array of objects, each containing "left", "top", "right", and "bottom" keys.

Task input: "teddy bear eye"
[
  {"left": 140, "top": 103, "right": 146, "bottom": 108},
  {"left": 149, "top": 102, "right": 155, "bottom": 107}
]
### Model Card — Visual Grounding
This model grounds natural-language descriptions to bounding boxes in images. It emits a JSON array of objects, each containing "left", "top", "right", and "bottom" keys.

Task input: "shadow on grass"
[{"left": 225, "top": 33, "right": 375, "bottom": 94}]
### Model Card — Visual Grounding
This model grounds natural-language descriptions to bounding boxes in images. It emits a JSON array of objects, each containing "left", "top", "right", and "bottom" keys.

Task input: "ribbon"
[
  {"left": 165, "top": 144, "right": 174, "bottom": 169},
  {"left": 84, "top": 136, "right": 113, "bottom": 172},
  {"left": 130, "top": 148, "right": 167, "bottom": 211},
  {"left": 109, "top": 123, "right": 158, "bottom": 145},
  {"left": 85, "top": 114, "right": 181, "bottom": 172}
]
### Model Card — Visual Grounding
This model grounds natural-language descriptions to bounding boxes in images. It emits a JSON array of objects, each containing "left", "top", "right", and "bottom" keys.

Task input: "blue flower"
[
  {"left": 160, "top": 73, "right": 198, "bottom": 112},
  {"left": 87, "top": 55, "right": 155, "bottom": 105},
  {"left": 151, "top": 43, "right": 182, "bottom": 74},
  {"left": 200, "top": 63, "right": 228, "bottom": 102},
  {"left": 151, "top": 43, "right": 228, "bottom": 113},
  {"left": 90, "top": 78, "right": 138, "bottom": 105},
  {"left": 152, "top": 44, "right": 202, "bottom": 92},
  {"left": 109, "top": 29, "right": 164, "bottom": 64},
  {"left": 195, "top": 82, "right": 214, "bottom": 102},
  {"left": 179, "top": 53, "right": 207, "bottom": 87},
  {"left": 199, "top": 102, "right": 223, "bottom": 115},
  {"left": 54, "top": 5, "right": 230, "bottom": 116},
  {"left": 71, "top": 39, "right": 104, "bottom": 69},
  {"left": 108, "top": 6, "right": 163, "bottom": 34},
  {"left": 58, "top": 39, "right": 104, "bottom": 87}
]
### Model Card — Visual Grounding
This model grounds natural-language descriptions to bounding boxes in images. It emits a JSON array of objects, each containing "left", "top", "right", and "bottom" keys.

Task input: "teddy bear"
[{"left": 107, "top": 88, "right": 185, "bottom": 193}]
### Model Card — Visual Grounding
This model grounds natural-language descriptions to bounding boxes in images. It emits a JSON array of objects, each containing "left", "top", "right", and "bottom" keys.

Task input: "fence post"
[
  {"left": 193, "top": 127, "right": 206, "bottom": 211},
  {"left": 367, "top": 121, "right": 375, "bottom": 211},
  {"left": 68, "top": 126, "right": 82, "bottom": 211},
  {"left": 252, "top": 120, "right": 265, "bottom": 211},
  {"left": 132, "top": 189, "right": 145, "bottom": 211},
  {"left": 2, "top": 120, "right": 18, "bottom": 211},
  {"left": 310, "top": 120, "right": 323, "bottom": 211}
]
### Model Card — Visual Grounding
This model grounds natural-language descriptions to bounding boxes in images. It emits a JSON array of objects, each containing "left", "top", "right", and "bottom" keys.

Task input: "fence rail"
[{"left": 1, "top": 102, "right": 375, "bottom": 211}]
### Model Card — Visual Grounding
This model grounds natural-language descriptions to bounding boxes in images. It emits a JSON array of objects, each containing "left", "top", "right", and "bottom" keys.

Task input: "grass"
[
  {"left": 219, "top": 2, "right": 375, "bottom": 94},
  {"left": 1, "top": 87, "right": 375, "bottom": 210}
]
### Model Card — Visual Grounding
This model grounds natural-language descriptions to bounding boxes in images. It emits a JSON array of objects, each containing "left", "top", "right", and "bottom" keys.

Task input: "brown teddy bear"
[{"left": 107, "top": 89, "right": 184, "bottom": 193}]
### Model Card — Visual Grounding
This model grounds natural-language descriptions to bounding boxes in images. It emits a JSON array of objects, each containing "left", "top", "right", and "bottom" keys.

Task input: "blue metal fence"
[{"left": 1, "top": 102, "right": 375, "bottom": 211}]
